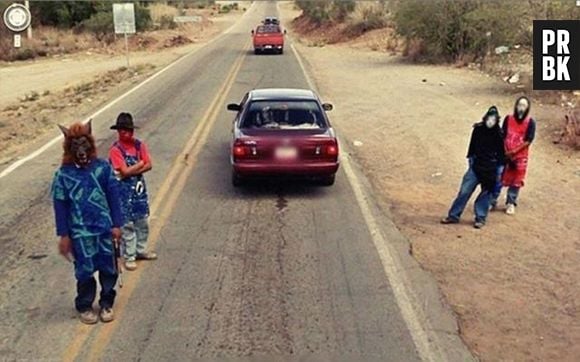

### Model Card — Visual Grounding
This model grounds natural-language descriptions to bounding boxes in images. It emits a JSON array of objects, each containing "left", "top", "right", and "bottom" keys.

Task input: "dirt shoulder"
[
  {"left": 280, "top": 3, "right": 580, "bottom": 362},
  {"left": 0, "top": 8, "right": 245, "bottom": 164},
  {"left": 0, "top": 9, "right": 242, "bottom": 109}
]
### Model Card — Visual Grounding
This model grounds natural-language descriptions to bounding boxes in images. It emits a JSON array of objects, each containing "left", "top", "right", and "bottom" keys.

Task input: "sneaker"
[
  {"left": 489, "top": 203, "right": 498, "bottom": 212},
  {"left": 79, "top": 309, "right": 98, "bottom": 325},
  {"left": 506, "top": 204, "right": 516, "bottom": 215},
  {"left": 474, "top": 221, "right": 485, "bottom": 229},
  {"left": 125, "top": 260, "right": 137, "bottom": 271},
  {"left": 440, "top": 217, "right": 459, "bottom": 224},
  {"left": 136, "top": 251, "right": 158, "bottom": 261},
  {"left": 100, "top": 307, "right": 115, "bottom": 323}
]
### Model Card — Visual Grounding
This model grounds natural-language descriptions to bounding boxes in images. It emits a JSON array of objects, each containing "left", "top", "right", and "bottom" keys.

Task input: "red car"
[
  {"left": 251, "top": 24, "right": 285, "bottom": 54},
  {"left": 227, "top": 89, "right": 340, "bottom": 186}
]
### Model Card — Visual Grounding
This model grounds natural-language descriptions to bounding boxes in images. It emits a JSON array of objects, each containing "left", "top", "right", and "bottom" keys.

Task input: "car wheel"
[
  {"left": 318, "top": 174, "right": 335, "bottom": 186},
  {"left": 254, "top": 49, "right": 260, "bottom": 55},
  {"left": 232, "top": 171, "right": 244, "bottom": 187}
]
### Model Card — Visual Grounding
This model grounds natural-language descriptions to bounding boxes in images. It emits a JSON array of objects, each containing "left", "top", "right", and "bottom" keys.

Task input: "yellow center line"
[{"left": 62, "top": 39, "right": 249, "bottom": 362}]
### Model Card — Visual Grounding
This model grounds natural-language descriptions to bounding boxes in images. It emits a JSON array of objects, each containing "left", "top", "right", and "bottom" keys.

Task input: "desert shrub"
[
  {"left": 150, "top": 3, "right": 178, "bottom": 20},
  {"left": 346, "top": 2, "right": 388, "bottom": 36},
  {"left": 296, "top": 0, "right": 357, "bottom": 24},
  {"left": 12, "top": 48, "right": 35, "bottom": 61},
  {"left": 30, "top": 2, "right": 100, "bottom": 28},
  {"left": 159, "top": 15, "right": 177, "bottom": 30},
  {"left": 332, "top": 0, "right": 356, "bottom": 21},
  {"left": 393, "top": 0, "right": 580, "bottom": 63},
  {"left": 394, "top": 0, "right": 517, "bottom": 62},
  {"left": 81, "top": 11, "right": 114, "bottom": 42},
  {"left": 219, "top": 4, "right": 232, "bottom": 14},
  {"left": 134, "top": 5, "right": 153, "bottom": 31},
  {"left": 79, "top": 2, "right": 151, "bottom": 40}
]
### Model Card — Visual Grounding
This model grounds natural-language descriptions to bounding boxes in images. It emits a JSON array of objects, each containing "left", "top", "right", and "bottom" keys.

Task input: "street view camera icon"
[{"left": 533, "top": 20, "right": 580, "bottom": 90}]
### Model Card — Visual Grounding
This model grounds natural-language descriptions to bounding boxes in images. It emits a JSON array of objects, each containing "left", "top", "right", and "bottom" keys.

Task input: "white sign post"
[{"left": 113, "top": 3, "right": 136, "bottom": 68}]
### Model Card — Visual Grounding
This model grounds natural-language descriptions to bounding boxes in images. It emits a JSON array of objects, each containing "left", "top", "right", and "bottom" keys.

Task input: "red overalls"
[{"left": 502, "top": 115, "right": 530, "bottom": 188}]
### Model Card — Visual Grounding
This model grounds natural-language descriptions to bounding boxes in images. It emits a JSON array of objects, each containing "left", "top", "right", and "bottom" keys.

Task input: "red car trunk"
[{"left": 233, "top": 129, "right": 338, "bottom": 165}]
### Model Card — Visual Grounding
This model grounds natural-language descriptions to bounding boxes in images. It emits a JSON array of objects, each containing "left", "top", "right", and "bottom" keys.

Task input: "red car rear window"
[
  {"left": 257, "top": 25, "right": 281, "bottom": 34},
  {"left": 241, "top": 101, "right": 327, "bottom": 130}
]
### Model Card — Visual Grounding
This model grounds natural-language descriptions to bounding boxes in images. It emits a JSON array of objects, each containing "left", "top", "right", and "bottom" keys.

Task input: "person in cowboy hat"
[{"left": 109, "top": 112, "right": 157, "bottom": 271}]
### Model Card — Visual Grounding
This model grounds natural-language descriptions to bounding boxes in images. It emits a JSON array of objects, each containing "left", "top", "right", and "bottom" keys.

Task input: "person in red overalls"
[{"left": 491, "top": 96, "right": 536, "bottom": 215}]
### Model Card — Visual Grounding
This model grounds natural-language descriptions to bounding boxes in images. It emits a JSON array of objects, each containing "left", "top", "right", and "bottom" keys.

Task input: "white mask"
[
  {"left": 485, "top": 116, "right": 497, "bottom": 128},
  {"left": 516, "top": 99, "right": 529, "bottom": 119}
]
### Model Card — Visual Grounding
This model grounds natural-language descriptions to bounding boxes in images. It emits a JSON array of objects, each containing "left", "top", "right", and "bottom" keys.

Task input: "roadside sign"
[
  {"left": 13, "top": 34, "right": 21, "bottom": 48},
  {"left": 3, "top": 3, "right": 31, "bottom": 33},
  {"left": 173, "top": 16, "right": 202, "bottom": 23},
  {"left": 113, "top": 3, "right": 135, "bottom": 34}
]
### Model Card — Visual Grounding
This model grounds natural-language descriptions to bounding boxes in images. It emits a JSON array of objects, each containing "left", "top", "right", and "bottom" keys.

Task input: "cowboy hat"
[{"left": 110, "top": 112, "right": 139, "bottom": 130}]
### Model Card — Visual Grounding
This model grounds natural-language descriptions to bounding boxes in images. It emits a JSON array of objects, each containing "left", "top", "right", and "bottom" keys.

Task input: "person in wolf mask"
[
  {"left": 51, "top": 121, "right": 123, "bottom": 324},
  {"left": 109, "top": 113, "right": 156, "bottom": 272},
  {"left": 441, "top": 106, "right": 505, "bottom": 228},
  {"left": 490, "top": 96, "right": 536, "bottom": 215}
]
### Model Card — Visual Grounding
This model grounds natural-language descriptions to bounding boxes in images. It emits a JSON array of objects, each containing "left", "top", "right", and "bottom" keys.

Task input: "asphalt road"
[{"left": 0, "top": 2, "right": 471, "bottom": 361}]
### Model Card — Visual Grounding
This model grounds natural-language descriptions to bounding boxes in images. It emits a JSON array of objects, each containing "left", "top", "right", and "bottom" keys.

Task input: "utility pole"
[{"left": 24, "top": 0, "right": 31, "bottom": 39}]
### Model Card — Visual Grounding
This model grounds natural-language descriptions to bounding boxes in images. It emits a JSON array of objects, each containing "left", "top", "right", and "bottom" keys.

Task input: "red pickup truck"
[{"left": 252, "top": 25, "right": 285, "bottom": 54}]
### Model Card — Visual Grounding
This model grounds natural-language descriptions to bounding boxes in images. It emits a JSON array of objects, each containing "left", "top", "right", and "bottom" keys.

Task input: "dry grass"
[
  {"left": 150, "top": 3, "right": 181, "bottom": 23},
  {"left": 0, "top": 26, "right": 99, "bottom": 61},
  {"left": 0, "top": 64, "right": 157, "bottom": 161}
]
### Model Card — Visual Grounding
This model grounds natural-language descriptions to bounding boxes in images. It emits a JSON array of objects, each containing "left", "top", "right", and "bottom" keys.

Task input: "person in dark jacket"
[{"left": 441, "top": 106, "right": 505, "bottom": 228}]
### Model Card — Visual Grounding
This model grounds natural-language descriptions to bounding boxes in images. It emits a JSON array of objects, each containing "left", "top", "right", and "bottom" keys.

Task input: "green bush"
[
  {"left": 12, "top": 48, "right": 35, "bottom": 61},
  {"left": 295, "top": 0, "right": 331, "bottom": 23},
  {"left": 394, "top": 0, "right": 518, "bottom": 62},
  {"left": 347, "top": 4, "right": 388, "bottom": 35},
  {"left": 134, "top": 5, "right": 153, "bottom": 31},
  {"left": 81, "top": 11, "right": 113, "bottom": 42},
  {"left": 393, "top": 0, "right": 580, "bottom": 63},
  {"left": 296, "top": 0, "right": 356, "bottom": 24},
  {"left": 30, "top": 1, "right": 152, "bottom": 32},
  {"left": 219, "top": 5, "right": 232, "bottom": 14}
]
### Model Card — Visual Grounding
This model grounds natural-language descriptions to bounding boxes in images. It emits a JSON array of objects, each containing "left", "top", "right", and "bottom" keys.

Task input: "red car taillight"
[
  {"left": 326, "top": 144, "right": 338, "bottom": 156},
  {"left": 233, "top": 145, "right": 246, "bottom": 157},
  {"left": 233, "top": 140, "right": 253, "bottom": 160}
]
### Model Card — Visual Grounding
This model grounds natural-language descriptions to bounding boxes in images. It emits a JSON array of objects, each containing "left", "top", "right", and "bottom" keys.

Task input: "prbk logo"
[{"left": 533, "top": 20, "right": 580, "bottom": 90}]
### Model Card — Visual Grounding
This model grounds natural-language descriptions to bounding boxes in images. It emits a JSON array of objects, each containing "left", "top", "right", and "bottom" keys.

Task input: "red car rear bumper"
[{"left": 233, "top": 161, "right": 339, "bottom": 177}]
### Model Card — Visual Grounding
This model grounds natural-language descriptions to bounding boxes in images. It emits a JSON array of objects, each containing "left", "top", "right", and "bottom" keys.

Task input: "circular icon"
[{"left": 3, "top": 4, "right": 31, "bottom": 33}]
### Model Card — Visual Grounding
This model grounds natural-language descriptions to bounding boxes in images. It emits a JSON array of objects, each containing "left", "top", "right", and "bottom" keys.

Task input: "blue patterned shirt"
[{"left": 51, "top": 159, "right": 123, "bottom": 239}]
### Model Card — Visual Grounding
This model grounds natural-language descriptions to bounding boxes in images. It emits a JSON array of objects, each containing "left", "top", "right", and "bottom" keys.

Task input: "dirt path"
[
  {"left": 280, "top": 4, "right": 580, "bottom": 361},
  {"left": 0, "top": 10, "right": 242, "bottom": 109}
]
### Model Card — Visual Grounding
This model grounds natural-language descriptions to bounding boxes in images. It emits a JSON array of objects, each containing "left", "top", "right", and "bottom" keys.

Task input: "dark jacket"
[{"left": 467, "top": 123, "right": 505, "bottom": 191}]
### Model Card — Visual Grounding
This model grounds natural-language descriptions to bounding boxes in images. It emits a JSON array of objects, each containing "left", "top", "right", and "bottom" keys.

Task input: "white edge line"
[
  {"left": 0, "top": 1, "right": 256, "bottom": 180},
  {"left": 290, "top": 40, "right": 441, "bottom": 362}
]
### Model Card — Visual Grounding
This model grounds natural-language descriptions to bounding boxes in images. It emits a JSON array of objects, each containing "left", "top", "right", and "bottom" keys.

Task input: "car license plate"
[
  {"left": 275, "top": 147, "right": 297, "bottom": 160},
  {"left": 265, "top": 45, "right": 272, "bottom": 49}
]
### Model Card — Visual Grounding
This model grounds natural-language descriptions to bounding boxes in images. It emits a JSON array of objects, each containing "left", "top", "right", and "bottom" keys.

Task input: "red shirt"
[{"left": 109, "top": 139, "right": 151, "bottom": 170}]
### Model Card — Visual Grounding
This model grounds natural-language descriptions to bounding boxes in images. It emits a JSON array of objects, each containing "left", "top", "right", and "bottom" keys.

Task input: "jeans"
[
  {"left": 71, "top": 233, "right": 118, "bottom": 312},
  {"left": 122, "top": 217, "right": 150, "bottom": 261},
  {"left": 491, "top": 184, "right": 521, "bottom": 207},
  {"left": 506, "top": 186, "right": 520, "bottom": 205},
  {"left": 447, "top": 166, "right": 491, "bottom": 223},
  {"left": 490, "top": 165, "right": 504, "bottom": 206}
]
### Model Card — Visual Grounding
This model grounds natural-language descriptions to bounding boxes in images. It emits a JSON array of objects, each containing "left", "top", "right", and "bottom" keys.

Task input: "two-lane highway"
[{"left": 0, "top": 2, "right": 471, "bottom": 361}]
